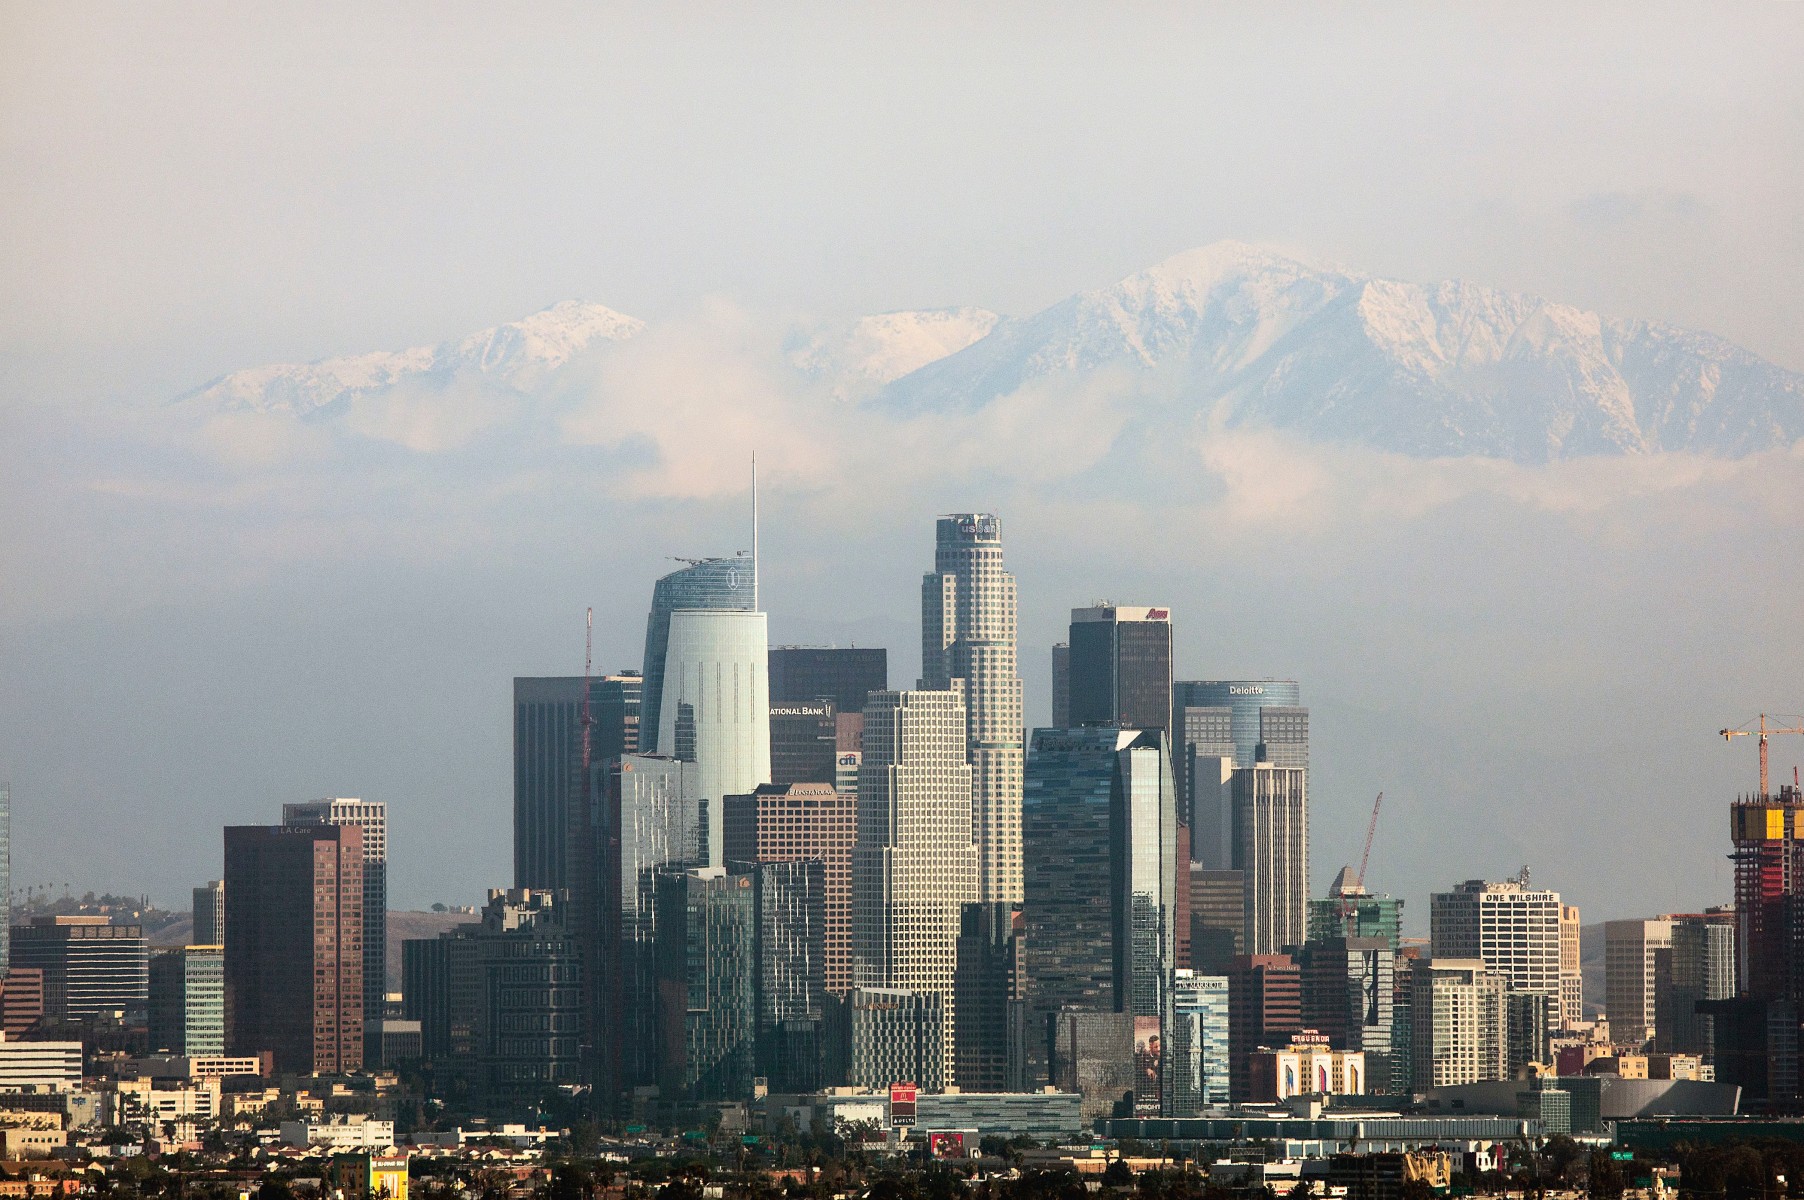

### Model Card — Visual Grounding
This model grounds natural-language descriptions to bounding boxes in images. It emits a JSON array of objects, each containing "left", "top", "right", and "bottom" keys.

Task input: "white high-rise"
[
  {"left": 921, "top": 514, "right": 1024, "bottom": 904},
  {"left": 656, "top": 609, "right": 771, "bottom": 867},
  {"left": 1234, "top": 760, "right": 1308, "bottom": 954},
  {"left": 1429, "top": 875, "right": 1563, "bottom": 999},
  {"left": 1604, "top": 918, "right": 1673, "bottom": 1048},
  {"left": 851, "top": 688, "right": 978, "bottom": 1085}
]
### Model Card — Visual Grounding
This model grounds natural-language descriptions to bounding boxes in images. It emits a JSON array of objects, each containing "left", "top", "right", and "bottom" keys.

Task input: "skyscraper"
[
  {"left": 738, "top": 859, "right": 827, "bottom": 1093},
  {"left": 1234, "top": 757, "right": 1309, "bottom": 955},
  {"left": 148, "top": 945, "right": 225, "bottom": 1055},
  {"left": 513, "top": 673, "right": 641, "bottom": 892},
  {"left": 1227, "top": 954, "right": 1302, "bottom": 1102},
  {"left": 640, "top": 555, "right": 756, "bottom": 755},
  {"left": 768, "top": 700, "right": 838, "bottom": 788},
  {"left": 1560, "top": 903, "right": 1584, "bottom": 1026},
  {"left": 1051, "top": 644, "right": 1070, "bottom": 729},
  {"left": 1430, "top": 875, "right": 1563, "bottom": 1000},
  {"left": 284, "top": 798, "right": 387, "bottom": 1060},
  {"left": 1307, "top": 868, "right": 1403, "bottom": 948},
  {"left": 1605, "top": 918, "right": 1673, "bottom": 1049},
  {"left": 1172, "top": 680, "right": 1307, "bottom": 770},
  {"left": 768, "top": 646, "right": 888, "bottom": 712},
  {"left": 223, "top": 823, "right": 364, "bottom": 1075},
  {"left": 852, "top": 688, "right": 978, "bottom": 1086},
  {"left": 1655, "top": 911, "right": 1736, "bottom": 1056},
  {"left": 1409, "top": 958, "right": 1507, "bottom": 1087},
  {"left": 656, "top": 609, "right": 771, "bottom": 866},
  {"left": 1166, "top": 970, "right": 1230, "bottom": 1114},
  {"left": 655, "top": 867, "right": 756, "bottom": 1102},
  {"left": 850, "top": 987, "right": 947, "bottom": 1092},
  {"left": 1297, "top": 937, "right": 1394, "bottom": 1083},
  {"left": 193, "top": 881, "right": 225, "bottom": 948},
  {"left": 954, "top": 901, "right": 1025, "bottom": 1093},
  {"left": 1023, "top": 728, "right": 1179, "bottom": 1076},
  {"left": 1066, "top": 605, "right": 1173, "bottom": 732},
  {"left": 722, "top": 782, "right": 854, "bottom": 995},
  {"left": 921, "top": 514, "right": 1024, "bottom": 905},
  {"left": 0, "top": 784, "right": 9, "bottom": 975}
]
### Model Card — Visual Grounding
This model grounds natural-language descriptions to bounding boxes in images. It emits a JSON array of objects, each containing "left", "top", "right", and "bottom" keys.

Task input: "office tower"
[
  {"left": 1409, "top": 958, "right": 1507, "bottom": 1087},
  {"left": 1308, "top": 869, "right": 1404, "bottom": 948},
  {"left": 723, "top": 782, "right": 854, "bottom": 996},
  {"left": 954, "top": 902, "right": 1025, "bottom": 1093},
  {"left": 769, "top": 700, "right": 838, "bottom": 788},
  {"left": 1388, "top": 943, "right": 1425, "bottom": 1094},
  {"left": 1298, "top": 938, "right": 1394, "bottom": 1078},
  {"left": 1234, "top": 756, "right": 1308, "bottom": 955},
  {"left": 284, "top": 798, "right": 387, "bottom": 1061},
  {"left": 768, "top": 646, "right": 888, "bottom": 712},
  {"left": 1560, "top": 904, "right": 1584, "bottom": 1026},
  {"left": 1187, "top": 750, "right": 1235, "bottom": 870},
  {"left": 1172, "top": 680, "right": 1307, "bottom": 770},
  {"left": 223, "top": 823, "right": 363, "bottom": 1075},
  {"left": 0, "top": 785, "right": 9, "bottom": 974},
  {"left": 1605, "top": 919, "right": 1674, "bottom": 1049},
  {"left": 736, "top": 859, "right": 827, "bottom": 1093},
  {"left": 402, "top": 936, "right": 454, "bottom": 1063},
  {"left": 1227, "top": 954, "right": 1302, "bottom": 1103},
  {"left": 657, "top": 609, "right": 771, "bottom": 866},
  {"left": 1051, "top": 644, "right": 1070, "bottom": 729},
  {"left": 9, "top": 917, "right": 148, "bottom": 1023},
  {"left": 148, "top": 945, "right": 225, "bottom": 1055},
  {"left": 920, "top": 513, "right": 1024, "bottom": 905},
  {"left": 1022, "top": 728, "right": 1178, "bottom": 1076},
  {"left": 193, "top": 881, "right": 225, "bottom": 948},
  {"left": 1067, "top": 605, "right": 1173, "bottom": 732},
  {"left": 656, "top": 868, "right": 756, "bottom": 1101},
  {"left": 1429, "top": 875, "right": 1563, "bottom": 1000},
  {"left": 513, "top": 674, "right": 642, "bottom": 892},
  {"left": 1189, "top": 868, "right": 1246, "bottom": 975},
  {"left": 850, "top": 987, "right": 946, "bottom": 1092},
  {"left": 1049, "top": 1008, "right": 1136, "bottom": 1121},
  {"left": 1166, "top": 971, "right": 1230, "bottom": 1115},
  {"left": 640, "top": 554, "right": 756, "bottom": 755},
  {"left": 0, "top": 969, "right": 43, "bottom": 1036},
  {"left": 595, "top": 754, "right": 700, "bottom": 1099},
  {"left": 852, "top": 689, "right": 978, "bottom": 1086},
  {"left": 1655, "top": 912, "right": 1736, "bottom": 1056},
  {"left": 834, "top": 716, "right": 862, "bottom": 796}
]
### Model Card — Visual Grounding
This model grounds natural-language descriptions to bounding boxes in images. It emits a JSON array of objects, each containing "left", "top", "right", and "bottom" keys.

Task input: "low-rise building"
[
  {"left": 0, "top": 1035, "right": 81, "bottom": 1092},
  {"left": 1247, "top": 1034, "right": 1366, "bottom": 1101},
  {"left": 280, "top": 1116, "right": 397, "bottom": 1150}
]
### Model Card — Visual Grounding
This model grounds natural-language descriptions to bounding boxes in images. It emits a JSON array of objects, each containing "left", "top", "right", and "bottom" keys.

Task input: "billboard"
[
  {"left": 1133, "top": 1016, "right": 1162, "bottom": 1117},
  {"left": 928, "top": 1132, "right": 968, "bottom": 1159},
  {"left": 890, "top": 1082, "right": 917, "bottom": 1127}
]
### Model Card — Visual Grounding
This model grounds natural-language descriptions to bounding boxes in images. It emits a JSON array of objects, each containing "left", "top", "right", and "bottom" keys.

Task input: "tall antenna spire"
[{"left": 751, "top": 451, "right": 759, "bottom": 611}]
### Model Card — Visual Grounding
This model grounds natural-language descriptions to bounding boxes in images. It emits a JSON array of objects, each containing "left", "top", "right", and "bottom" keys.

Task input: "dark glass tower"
[
  {"left": 513, "top": 673, "right": 641, "bottom": 892},
  {"left": 1171, "top": 680, "right": 1306, "bottom": 770},
  {"left": 655, "top": 868, "right": 756, "bottom": 1102},
  {"left": 734, "top": 859, "right": 827, "bottom": 1093},
  {"left": 640, "top": 555, "right": 755, "bottom": 754},
  {"left": 768, "top": 646, "right": 888, "bottom": 712},
  {"left": 769, "top": 700, "right": 838, "bottom": 787},
  {"left": 1067, "top": 605, "right": 1173, "bottom": 732}
]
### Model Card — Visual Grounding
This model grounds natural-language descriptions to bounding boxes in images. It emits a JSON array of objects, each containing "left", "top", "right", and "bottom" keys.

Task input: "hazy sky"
[{"left": 2, "top": 4, "right": 1801, "bottom": 924}]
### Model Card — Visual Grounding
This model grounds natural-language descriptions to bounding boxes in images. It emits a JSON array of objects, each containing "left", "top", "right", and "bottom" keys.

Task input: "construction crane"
[
  {"left": 1354, "top": 792, "right": 1384, "bottom": 890},
  {"left": 1720, "top": 713, "right": 1804, "bottom": 797}
]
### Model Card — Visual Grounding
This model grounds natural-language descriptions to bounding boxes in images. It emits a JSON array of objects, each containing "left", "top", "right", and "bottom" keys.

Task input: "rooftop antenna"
[{"left": 752, "top": 451, "right": 759, "bottom": 611}]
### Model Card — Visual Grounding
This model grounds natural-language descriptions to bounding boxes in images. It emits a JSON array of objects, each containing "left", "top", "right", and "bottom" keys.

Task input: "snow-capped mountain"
[
  {"left": 789, "top": 307, "right": 1000, "bottom": 394},
  {"left": 880, "top": 242, "right": 1804, "bottom": 461},
  {"left": 177, "top": 300, "right": 644, "bottom": 418}
]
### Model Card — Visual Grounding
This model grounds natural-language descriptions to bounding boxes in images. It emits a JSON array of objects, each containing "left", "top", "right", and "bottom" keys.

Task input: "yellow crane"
[{"left": 1720, "top": 713, "right": 1804, "bottom": 797}]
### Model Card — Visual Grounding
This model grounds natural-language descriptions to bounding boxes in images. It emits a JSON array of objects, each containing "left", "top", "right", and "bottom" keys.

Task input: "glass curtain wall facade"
[
  {"left": 1067, "top": 606, "right": 1173, "bottom": 733},
  {"left": 657, "top": 610, "right": 771, "bottom": 867},
  {"left": 654, "top": 868, "right": 756, "bottom": 1102},
  {"left": 640, "top": 555, "right": 755, "bottom": 755},
  {"left": 1166, "top": 970, "right": 1230, "bottom": 1114},
  {"left": 513, "top": 674, "right": 641, "bottom": 892},
  {"left": 768, "top": 646, "right": 888, "bottom": 711},
  {"left": 1172, "top": 680, "right": 1305, "bottom": 769}
]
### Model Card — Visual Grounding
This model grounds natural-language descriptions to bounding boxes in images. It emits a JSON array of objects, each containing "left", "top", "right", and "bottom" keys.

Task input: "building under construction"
[{"left": 1713, "top": 781, "right": 1804, "bottom": 1108}]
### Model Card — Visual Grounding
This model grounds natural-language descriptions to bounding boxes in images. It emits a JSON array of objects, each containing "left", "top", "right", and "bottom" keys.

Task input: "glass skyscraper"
[
  {"left": 513, "top": 673, "right": 641, "bottom": 893},
  {"left": 0, "top": 784, "right": 9, "bottom": 974},
  {"left": 768, "top": 646, "right": 888, "bottom": 712},
  {"left": 1172, "top": 679, "right": 1306, "bottom": 769},
  {"left": 656, "top": 609, "right": 771, "bottom": 866},
  {"left": 655, "top": 867, "right": 756, "bottom": 1102},
  {"left": 148, "top": 945, "right": 225, "bottom": 1055},
  {"left": 1067, "top": 605, "right": 1173, "bottom": 732},
  {"left": 640, "top": 555, "right": 755, "bottom": 754},
  {"left": 1166, "top": 970, "right": 1229, "bottom": 1114}
]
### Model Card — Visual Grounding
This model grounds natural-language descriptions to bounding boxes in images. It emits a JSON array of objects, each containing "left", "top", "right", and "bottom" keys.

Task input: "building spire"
[{"left": 751, "top": 451, "right": 759, "bottom": 611}]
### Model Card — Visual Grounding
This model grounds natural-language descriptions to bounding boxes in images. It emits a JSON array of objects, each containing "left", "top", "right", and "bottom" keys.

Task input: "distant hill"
[{"left": 385, "top": 910, "right": 476, "bottom": 992}]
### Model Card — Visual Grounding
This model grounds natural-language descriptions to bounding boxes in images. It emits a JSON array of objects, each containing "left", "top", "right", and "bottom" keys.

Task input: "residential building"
[
  {"left": 193, "top": 881, "right": 225, "bottom": 948},
  {"left": 851, "top": 688, "right": 978, "bottom": 1087},
  {"left": 723, "top": 782, "right": 854, "bottom": 995},
  {"left": 1227, "top": 954, "right": 1302, "bottom": 1102},
  {"left": 452, "top": 889, "right": 583, "bottom": 1105},
  {"left": 1409, "top": 958, "right": 1507, "bottom": 1088},
  {"left": 768, "top": 646, "right": 887, "bottom": 712},
  {"left": 1298, "top": 937, "right": 1395, "bottom": 1080},
  {"left": 1234, "top": 756, "right": 1309, "bottom": 955},
  {"left": 656, "top": 609, "right": 771, "bottom": 866},
  {"left": 148, "top": 945, "right": 225, "bottom": 1055},
  {"left": 920, "top": 513, "right": 1025, "bottom": 906},
  {"left": 0, "top": 969, "right": 43, "bottom": 1036},
  {"left": 954, "top": 902, "right": 1025, "bottom": 1093},
  {"left": 222, "top": 823, "right": 364, "bottom": 1075},
  {"left": 1166, "top": 971, "right": 1229, "bottom": 1115},
  {"left": 639, "top": 554, "right": 755, "bottom": 756},
  {"left": 283, "top": 798, "right": 388, "bottom": 1061},
  {"left": 768, "top": 701, "right": 838, "bottom": 788},
  {"left": 655, "top": 868, "right": 756, "bottom": 1102},
  {"left": 1605, "top": 919, "right": 1673, "bottom": 1049},
  {"left": 1506, "top": 989, "right": 1554, "bottom": 1075},
  {"left": 849, "top": 987, "right": 946, "bottom": 1092},
  {"left": 9, "top": 917, "right": 148, "bottom": 1023},
  {"left": 1560, "top": 904, "right": 1584, "bottom": 1026},
  {"left": 1429, "top": 875, "right": 1563, "bottom": 1001},
  {"left": 1066, "top": 604, "right": 1173, "bottom": 732},
  {"left": 1655, "top": 911, "right": 1736, "bottom": 1057},
  {"left": 738, "top": 859, "right": 827, "bottom": 1093},
  {"left": 513, "top": 673, "right": 641, "bottom": 892}
]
